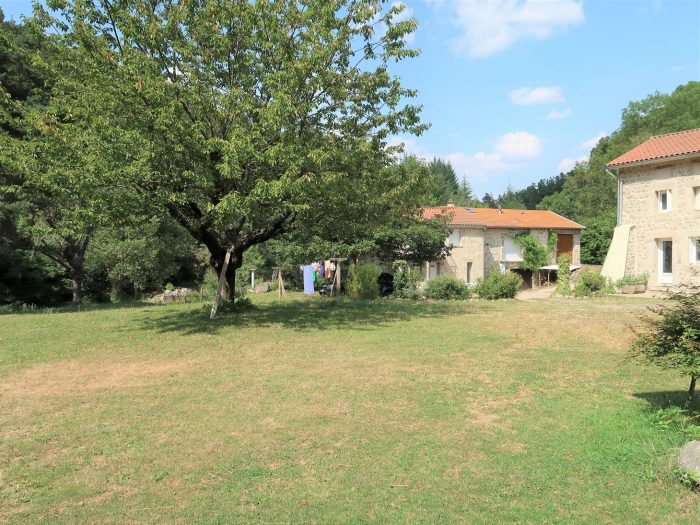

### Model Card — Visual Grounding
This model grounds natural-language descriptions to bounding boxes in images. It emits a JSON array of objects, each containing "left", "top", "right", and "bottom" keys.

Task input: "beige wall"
[
  {"left": 429, "top": 227, "right": 581, "bottom": 283},
  {"left": 436, "top": 228, "right": 485, "bottom": 283},
  {"left": 619, "top": 159, "right": 700, "bottom": 288}
]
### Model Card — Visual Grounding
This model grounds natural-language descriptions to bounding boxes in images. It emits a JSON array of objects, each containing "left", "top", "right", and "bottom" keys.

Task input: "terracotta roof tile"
[
  {"left": 422, "top": 206, "right": 583, "bottom": 229},
  {"left": 607, "top": 128, "right": 700, "bottom": 167}
]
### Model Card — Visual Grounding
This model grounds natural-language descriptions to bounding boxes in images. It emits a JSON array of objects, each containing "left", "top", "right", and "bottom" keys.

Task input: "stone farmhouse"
[
  {"left": 422, "top": 202, "right": 583, "bottom": 286},
  {"left": 602, "top": 128, "right": 700, "bottom": 289}
]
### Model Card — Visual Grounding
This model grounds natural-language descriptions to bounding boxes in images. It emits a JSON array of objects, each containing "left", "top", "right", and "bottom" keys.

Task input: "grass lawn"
[{"left": 1, "top": 293, "right": 699, "bottom": 524}]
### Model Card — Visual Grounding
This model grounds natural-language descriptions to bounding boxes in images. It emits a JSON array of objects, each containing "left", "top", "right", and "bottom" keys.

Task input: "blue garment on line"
[{"left": 303, "top": 265, "right": 315, "bottom": 295}]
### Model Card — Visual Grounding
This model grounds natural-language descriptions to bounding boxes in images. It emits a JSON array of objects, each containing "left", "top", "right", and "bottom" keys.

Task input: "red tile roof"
[
  {"left": 607, "top": 128, "right": 700, "bottom": 167},
  {"left": 422, "top": 206, "right": 583, "bottom": 229}
]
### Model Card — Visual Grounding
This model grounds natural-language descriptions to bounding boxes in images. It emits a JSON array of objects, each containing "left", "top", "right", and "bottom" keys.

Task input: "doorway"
[
  {"left": 658, "top": 239, "right": 673, "bottom": 284},
  {"left": 556, "top": 234, "right": 574, "bottom": 259}
]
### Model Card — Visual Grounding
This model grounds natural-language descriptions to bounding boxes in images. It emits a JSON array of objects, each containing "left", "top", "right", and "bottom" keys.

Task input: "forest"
[{"left": 2, "top": 4, "right": 699, "bottom": 307}]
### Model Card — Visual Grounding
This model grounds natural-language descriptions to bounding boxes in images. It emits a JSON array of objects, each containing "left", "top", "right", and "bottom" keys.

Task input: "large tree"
[{"left": 38, "top": 0, "right": 425, "bottom": 299}]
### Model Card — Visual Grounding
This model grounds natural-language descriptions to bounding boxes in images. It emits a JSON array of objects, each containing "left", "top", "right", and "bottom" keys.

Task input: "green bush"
[
  {"left": 574, "top": 269, "right": 608, "bottom": 297},
  {"left": 630, "top": 287, "right": 700, "bottom": 408},
  {"left": 347, "top": 262, "right": 381, "bottom": 300},
  {"left": 556, "top": 255, "right": 572, "bottom": 296},
  {"left": 476, "top": 269, "right": 522, "bottom": 300},
  {"left": 392, "top": 260, "right": 421, "bottom": 299},
  {"left": 616, "top": 273, "right": 649, "bottom": 287},
  {"left": 425, "top": 276, "right": 471, "bottom": 300}
]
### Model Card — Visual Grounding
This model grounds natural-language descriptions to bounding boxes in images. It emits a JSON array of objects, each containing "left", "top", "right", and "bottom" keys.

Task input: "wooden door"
[{"left": 556, "top": 234, "right": 574, "bottom": 258}]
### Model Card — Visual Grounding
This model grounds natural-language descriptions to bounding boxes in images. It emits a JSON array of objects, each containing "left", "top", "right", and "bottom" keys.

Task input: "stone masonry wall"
[{"left": 620, "top": 159, "right": 700, "bottom": 288}]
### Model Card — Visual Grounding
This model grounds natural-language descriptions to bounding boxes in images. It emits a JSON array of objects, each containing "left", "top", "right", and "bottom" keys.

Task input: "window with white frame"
[
  {"left": 694, "top": 187, "right": 700, "bottom": 210},
  {"left": 657, "top": 190, "right": 671, "bottom": 212},
  {"left": 503, "top": 236, "right": 523, "bottom": 261},
  {"left": 448, "top": 230, "right": 460, "bottom": 246},
  {"left": 691, "top": 238, "right": 700, "bottom": 264}
]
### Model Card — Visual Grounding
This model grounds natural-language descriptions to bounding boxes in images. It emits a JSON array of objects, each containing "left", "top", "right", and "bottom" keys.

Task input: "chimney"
[{"left": 446, "top": 198, "right": 454, "bottom": 207}]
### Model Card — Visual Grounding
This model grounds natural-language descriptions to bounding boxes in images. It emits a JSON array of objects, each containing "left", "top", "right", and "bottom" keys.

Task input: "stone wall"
[
  {"left": 619, "top": 159, "right": 700, "bottom": 288},
  {"left": 432, "top": 227, "right": 581, "bottom": 283},
  {"left": 436, "top": 227, "right": 485, "bottom": 283}
]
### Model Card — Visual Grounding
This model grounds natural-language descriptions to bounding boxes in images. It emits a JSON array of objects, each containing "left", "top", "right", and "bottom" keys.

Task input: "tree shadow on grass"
[
  {"left": 633, "top": 391, "right": 700, "bottom": 414},
  {"left": 0, "top": 299, "right": 156, "bottom": 316},
  {"left": 137, "top": 298, "right": 477, "bottom": 335}
]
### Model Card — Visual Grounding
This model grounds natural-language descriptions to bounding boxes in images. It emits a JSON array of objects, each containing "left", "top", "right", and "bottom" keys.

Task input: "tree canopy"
[{"left": 15, "top": 0, "right": 428, "bottom": 300}]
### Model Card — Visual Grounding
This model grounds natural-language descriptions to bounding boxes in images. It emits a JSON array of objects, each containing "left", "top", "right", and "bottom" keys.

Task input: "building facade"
[
  {"left": 602, "top": 129, "right": 700, "bottom": 289},
  {"left": 422, "top": 204, "right": 583, "bottom": 286}
]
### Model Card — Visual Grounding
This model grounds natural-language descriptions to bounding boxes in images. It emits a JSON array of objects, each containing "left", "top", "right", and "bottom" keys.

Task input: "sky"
[{"left": 2, "top": 0, "right": 700, "bottom": 198}]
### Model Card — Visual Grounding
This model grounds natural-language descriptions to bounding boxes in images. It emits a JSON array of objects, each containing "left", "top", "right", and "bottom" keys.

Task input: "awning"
[{"left": 539, "top": 264, "right": 582, "bottom": 271}]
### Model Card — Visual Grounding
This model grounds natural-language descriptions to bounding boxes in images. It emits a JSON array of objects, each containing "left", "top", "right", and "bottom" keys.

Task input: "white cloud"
[
  {"left": 389, "top": 131, "right": 541, "bottom": 184},
  {"left": 450, "top": 0, "right": 585, "bottom": 58},
  {"left": 578, "top": 131, "right": 607, "bottom": 151},
  {"left": 557, "top": 155, "right": 588, "bottom": 173},
  {"left": 510, "top": 86, "right": 565, "bottom": 106},
  {"left": 546, "top": 107, "right": 572, "bottom": 120},
  {"left": 494, "top": 131, "right": 542, "bottom": 159}
]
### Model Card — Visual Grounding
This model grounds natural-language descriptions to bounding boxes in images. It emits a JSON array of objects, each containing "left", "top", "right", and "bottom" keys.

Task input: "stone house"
[
  {"left": 602, "top": 128, "right": 700, "bottom": 289},
  {"left": 422, "top": 202, "right": 583, "bottom": 286}
]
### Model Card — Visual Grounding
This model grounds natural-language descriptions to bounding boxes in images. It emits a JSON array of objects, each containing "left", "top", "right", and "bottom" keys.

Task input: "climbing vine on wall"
[{"left": 515, "top": 231, "right": 552, "bottom": 272}]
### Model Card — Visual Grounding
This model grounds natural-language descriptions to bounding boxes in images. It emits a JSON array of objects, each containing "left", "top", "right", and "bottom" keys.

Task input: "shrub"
[
  {"left": 574, "top": 269, "right": 608, "bottom": 297},
  {"left": 425, "top": 276, "right": 471, "bottom": 300},
  {"left": 556, "top": 255, "right": 572, "bottom": 296},
  {"left": 616, "top": 273, "right": 649, "bottom": 287},
  {"left": 347, "top": 262, "right": 381, "bottom": 300},
  {"left": 476, "top": 269, "right": 523, "bottom": 300},
  {"left": 392, "top": 260, "right": 421, "bottom": 299},
  {"left": 515, "top": 232, "right": 551, "bottom": 271},
  {"left": 630, "top": 287, "right": 700, "bottom": 407}
]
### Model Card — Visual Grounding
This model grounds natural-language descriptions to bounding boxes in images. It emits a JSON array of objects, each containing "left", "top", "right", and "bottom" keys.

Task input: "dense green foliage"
[
  {"left": 84, "top": 218, "right": 201, "bottom": 302},
  {"left": 556, "top": 255, "right": 572, "bottom": 296},
  {"left": 514, "top": 232, "right": 552, "bottom": 272},
  {"left": 631, "top": 288, "right": 700, "bottom": 407},
  {"left": 347, "top": 262, "right": 381, "bottom": 300},
  {"left": 574, "top": 269, "right": 608, "bottom": 297},
  {"left": 476, "top": 269, "right": 522, "bottom": 300},
  {"left": 0, "top": 2, "right": 439, "bottom": 308},
  {"left": 424, "top": 275, "right": 471, "bottom": 300},
  {"left": 392, "top": 260, "right": 420, "bottom": 299},
  {"left": 425, "top": 158, "right": 475, "bottom": 206}
]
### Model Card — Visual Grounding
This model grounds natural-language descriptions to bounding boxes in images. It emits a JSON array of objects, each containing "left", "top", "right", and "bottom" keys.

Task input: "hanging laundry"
[
  {"left": 319, "top": 262, "right": 325, "bottom": 278},
  {"left": 303, "top": 265, "right": 315, "bottom": 294},
  {"left": 325, "top": 260, "right": 331, "bottom": 276}
]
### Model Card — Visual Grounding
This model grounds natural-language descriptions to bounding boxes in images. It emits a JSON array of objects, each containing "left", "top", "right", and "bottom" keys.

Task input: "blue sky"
[{"left": 2, "top": 0, "right": 699, "bottom": 198}]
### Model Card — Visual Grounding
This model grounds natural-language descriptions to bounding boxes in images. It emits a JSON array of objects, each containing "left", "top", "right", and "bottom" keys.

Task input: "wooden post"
[
  {"left": 330, "top": 258, "right": 347, "bottom": 297},
  {"left": 210, "top": 247, "right": 232, "bottom": 319},
  {"left": 273, "top": 266, "right": 285, "bottom": 298}
]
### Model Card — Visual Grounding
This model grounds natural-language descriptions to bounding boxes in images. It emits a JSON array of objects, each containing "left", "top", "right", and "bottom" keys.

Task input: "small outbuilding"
[{"left": 422, "top": 201, "right": 584, "bottom": 286}]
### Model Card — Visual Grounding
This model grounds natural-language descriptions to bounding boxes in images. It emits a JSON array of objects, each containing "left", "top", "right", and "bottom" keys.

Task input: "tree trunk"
[
  {"left": 686, "top": 375, "right": 697, "bottom": 409},
  {"left": 70, "top": 265, "right": 84, "bottom": 306},
  {"left": 210, "top": 250, "right": 240, "bottom": 300}
]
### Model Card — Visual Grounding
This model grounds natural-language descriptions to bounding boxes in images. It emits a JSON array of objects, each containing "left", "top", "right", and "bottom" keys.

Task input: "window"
[
  {"left": 694, "top": 187, "right": 700, "bottom": 210},
  {"left": 691, "top": 238, "right": 700, "bottom": 264},
  {"left": 657, "top": 190, "right": 671, "bottom": 212},
  {"left": 448, "top": 230, "right": 460, "bottom": 246},
  {"left": 466, "top": 262, "right": 473, "bottom": 284},
  {"left": 503, "top": 236, "right": 523, "bottom": 261}
]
